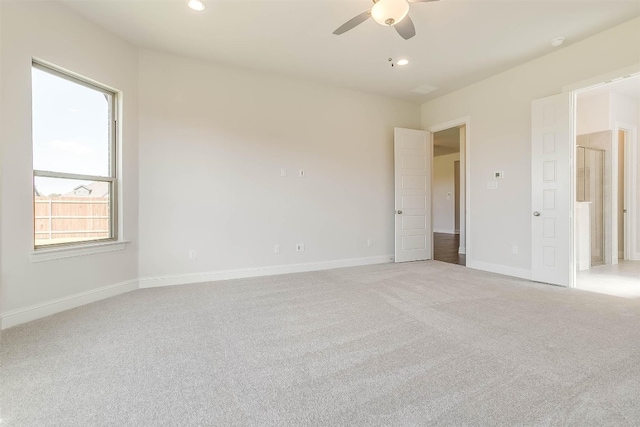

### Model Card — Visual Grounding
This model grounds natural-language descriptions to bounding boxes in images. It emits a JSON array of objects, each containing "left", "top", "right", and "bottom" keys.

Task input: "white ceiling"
[{"left": 62, "top": 0, "right": 640, "bottom": 102}]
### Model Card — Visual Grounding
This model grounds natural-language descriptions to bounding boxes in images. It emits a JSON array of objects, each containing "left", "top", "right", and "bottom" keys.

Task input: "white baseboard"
[
  {"left": 1, "top": 256, "right": 393, "bottom": 329},
  {"left": 433, "top": 229, "right": 457, "bottom": 234},
  {"left": 139, "top": 255, "right": 394, "bottom": 289},
  {"left": 466, "top": 259, "right": 532, "bottom": 281},
  {"left": 1, "top": 279, "right": 138, "bottom": 330}
]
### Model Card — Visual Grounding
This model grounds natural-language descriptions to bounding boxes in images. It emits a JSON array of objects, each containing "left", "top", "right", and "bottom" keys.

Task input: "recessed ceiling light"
[
  {"left": 551, "top": 37, "right": 564, "bottom": 47},
  {"left": 187, "top": 0, "right": 206, "bottom": 11},
  {"left": 397, "top": 59, "right": 409, "bottom": 66}
]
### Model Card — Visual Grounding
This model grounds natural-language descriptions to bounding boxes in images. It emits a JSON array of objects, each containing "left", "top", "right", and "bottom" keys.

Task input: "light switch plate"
[{"left": 487, "top": 181, "right": 498, "bottom": 190}]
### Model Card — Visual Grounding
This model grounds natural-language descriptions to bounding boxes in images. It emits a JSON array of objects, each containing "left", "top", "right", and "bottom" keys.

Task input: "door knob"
[
  {"left": 396, "top": 210, "right": 403, "bottom": 214},
  {"left": 533, "top": 211, "right": 541, "bottom": 216}
]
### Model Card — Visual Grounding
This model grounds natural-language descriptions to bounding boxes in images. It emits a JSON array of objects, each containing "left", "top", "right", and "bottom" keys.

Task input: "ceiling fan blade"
[
  {"left": 395, "top": 15, "right": 416, "bottom": 40},
  {"left": 333, "top": 10, "right": 371, "bottom": 35}
]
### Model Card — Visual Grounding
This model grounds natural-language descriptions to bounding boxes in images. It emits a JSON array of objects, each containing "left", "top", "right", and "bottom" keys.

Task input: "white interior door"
[
  {"left": 531, "top": 93, "right": 571, "bottom": 286},
  {"left": 394, "top": 127, "right": 432, "bottom": 263}
]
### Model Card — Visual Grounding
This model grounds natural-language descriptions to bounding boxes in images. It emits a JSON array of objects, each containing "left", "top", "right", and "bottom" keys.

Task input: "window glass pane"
[
  {"left": 34, "top": 176, "right": 112, "bottom": 247},
  {"left": 32, "top": 67, "right": 111, "bottom": 177}
]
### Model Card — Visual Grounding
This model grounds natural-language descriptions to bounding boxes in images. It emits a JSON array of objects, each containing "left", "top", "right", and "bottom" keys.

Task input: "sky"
[{"left": 32, "top": 67, "right": 111, "bottom": 196}]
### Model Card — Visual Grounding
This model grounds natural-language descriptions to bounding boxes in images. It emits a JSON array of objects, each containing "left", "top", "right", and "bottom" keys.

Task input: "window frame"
[{"left": 32, "top": 61, "right": 119, "bottom": 250}]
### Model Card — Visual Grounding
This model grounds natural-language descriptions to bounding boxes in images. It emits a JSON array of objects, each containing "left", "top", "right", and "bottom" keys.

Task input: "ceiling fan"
[{"left": 333, "top": 0, "right": 439, "bottom": 40}]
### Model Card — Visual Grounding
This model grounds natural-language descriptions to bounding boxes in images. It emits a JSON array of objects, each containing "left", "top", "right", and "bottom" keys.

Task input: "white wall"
[
  {"left": 421, "top": 18, "right": 640, "bottom": 276},
  {"left": 0, "top": 1, "right": 139, "bottom": 314},
  {"left": 432, "top": 153, "right": 460, "bottom": 233},
  {"left": 1, "top": 2, "right": 637, "bottom": 325},
  {"left": 576, "top": 90, "right": 640, "bottom": 260},
  {"left": 576, "top": 92, "right": 611, "bottom": 135},
  {"left": 609, "top": 92, "right": 640, "bottom": 257},
  {"left": 138, "top": 51, "right": 421, "bottom": 280},
  {"left": 610, "top": 92, "right": 638, "bottom": 127},
  {"left": 0, "top": 2, "right": 4, "bottom": 337}
]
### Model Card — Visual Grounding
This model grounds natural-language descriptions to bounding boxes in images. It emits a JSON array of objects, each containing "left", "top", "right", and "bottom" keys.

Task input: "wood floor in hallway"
[{"left": 434, "top": 232, "right": 466, "bottom": 266}]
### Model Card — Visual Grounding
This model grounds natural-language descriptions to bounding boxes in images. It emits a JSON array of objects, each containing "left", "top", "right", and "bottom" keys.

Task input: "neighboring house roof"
[{"left": 62, "top": 182, "right": 110, "bottom": 198}]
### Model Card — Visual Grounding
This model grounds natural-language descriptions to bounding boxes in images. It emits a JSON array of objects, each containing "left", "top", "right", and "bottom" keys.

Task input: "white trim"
[
  {"left": 30, "top": 240, "right": 129, "bottom": 263},
  {"left": 2, "top": 255, "right": 392, "bottom": 329},
  {"left": 139, "top": 255, "right": 394, "bottom": 289},
  {"left": 429, "top": 116, "right": 471, "bottom": 133},
  {"left": 568, "top": 65, "right": 640, "bottom": 287},
  {"left": 433, "top": 228, "right": 457, "bottom": 234},
  {"left": 458, "top": 246, "right": 466, "bottom": 255},
  {"left": 614, "top": 123, "right": 638, "bottom": 261},
  {"left": 562, "top": 65, "right": 640, "bottom": 93},
  {"left": 569, "top": 90, "right": 578, "bottom": 288},
  {"left": 1, "top": 279, "right": 138, "bottom": 329},
  {"left": 428, "top": 116, "right": 471, "bottom": 265},
  {"left": 466, "top": 260, "right": 532, "bottom": 281}
]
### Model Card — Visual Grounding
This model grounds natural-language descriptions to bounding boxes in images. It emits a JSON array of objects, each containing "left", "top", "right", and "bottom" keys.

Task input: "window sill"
[{"left": 30, "top": 240, "right": 130, "bottom": 263}]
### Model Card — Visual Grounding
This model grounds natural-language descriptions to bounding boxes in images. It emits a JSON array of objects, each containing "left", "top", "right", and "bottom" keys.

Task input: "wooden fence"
[{"left": 34, "top": 196, "right": 110, "bottom": 244}]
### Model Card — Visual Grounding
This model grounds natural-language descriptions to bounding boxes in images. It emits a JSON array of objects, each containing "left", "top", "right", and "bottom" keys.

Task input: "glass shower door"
[{"left": 576, "top": 146, "right": 605, "bottom": 266}]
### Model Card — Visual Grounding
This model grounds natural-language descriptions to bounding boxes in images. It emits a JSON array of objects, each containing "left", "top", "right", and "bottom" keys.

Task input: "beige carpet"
[{"left": 2, "top": 261, "right": 639, "bottom": 426}]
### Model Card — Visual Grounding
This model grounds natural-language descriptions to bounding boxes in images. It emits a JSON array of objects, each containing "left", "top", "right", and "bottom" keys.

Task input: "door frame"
[
  {"left": 564, "top": 64, "right": 640, "bottom": 287},
  {"left": 429, "top": 116, "right": 471, "bottom": 262},
  {"left": 614, "top": 123, "right": 638, "bottom": 261}
]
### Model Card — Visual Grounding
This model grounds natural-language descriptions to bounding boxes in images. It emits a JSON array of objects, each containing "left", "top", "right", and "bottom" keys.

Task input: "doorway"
[
  {"left": 432, "top": 125, "right": 466, "bottom": 266},
  {"left": 573, "top": 75, "right": 640, "bottom": 298},
  {"left": 618, "top": 128, "right": 632, "bottom": 261}
]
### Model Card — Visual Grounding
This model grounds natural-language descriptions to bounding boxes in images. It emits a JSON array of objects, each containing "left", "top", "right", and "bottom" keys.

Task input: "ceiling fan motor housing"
[{"left": 371, "top": 0, "right": 410, "bottom": 26}]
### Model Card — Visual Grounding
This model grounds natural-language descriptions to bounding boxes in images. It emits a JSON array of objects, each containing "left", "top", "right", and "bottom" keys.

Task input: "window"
[{"left": 32, "top": 62, "right": 117, "bottom": 248}]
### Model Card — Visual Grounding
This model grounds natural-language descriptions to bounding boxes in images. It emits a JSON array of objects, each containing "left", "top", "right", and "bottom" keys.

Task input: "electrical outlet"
[
  {"left": 274, "top": 244, "right": 280, "bottom": 254},
  {"left": 280, "top": 168, "right": 286, "bottom": 177},
  {"left": 512, "top": 245, "right": 519, "bottom": 255},
  {"left": 296, "top": 243, "right": 305, "bottom": 252},
  {"left": 189, "top": 250, "right": 197, "bottom": 259},
  {"left": 367, "top": 239, "right": 372, "bottom": 247}
]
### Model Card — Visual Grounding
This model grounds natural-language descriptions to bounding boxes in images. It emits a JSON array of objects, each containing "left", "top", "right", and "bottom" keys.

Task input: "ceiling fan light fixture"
[
  {"left": 371, "top": 0, "right": 410, "bottom": 26},
  {"left": 187, "top": 0, "right": 206, "bottom": 11}
]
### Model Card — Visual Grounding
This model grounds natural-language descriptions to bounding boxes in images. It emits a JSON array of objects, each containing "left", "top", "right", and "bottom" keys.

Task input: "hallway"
[
  {"left": 577, "top": 260, "right": 640, "bottom": 299},
  {"left": 433, "top": 232, "right": 466, "bottom": 266}
]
